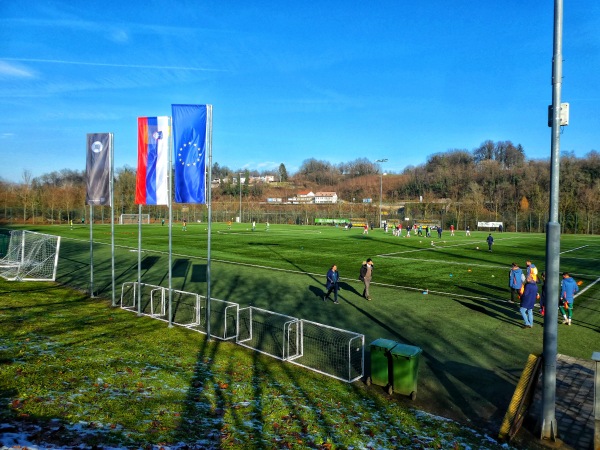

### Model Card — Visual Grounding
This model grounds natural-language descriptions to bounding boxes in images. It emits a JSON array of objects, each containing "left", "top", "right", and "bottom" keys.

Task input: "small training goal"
[
  {"left": 0, "top": 230, "right": 61, "bottom": 281},
  {"left": 119, "top": 213, "right": 150, "bottom": 225}
]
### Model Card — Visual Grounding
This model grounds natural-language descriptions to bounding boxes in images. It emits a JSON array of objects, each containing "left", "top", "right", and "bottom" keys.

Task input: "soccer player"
[{"left": 559, "top": 272, "right": 579, "bottom": 326}]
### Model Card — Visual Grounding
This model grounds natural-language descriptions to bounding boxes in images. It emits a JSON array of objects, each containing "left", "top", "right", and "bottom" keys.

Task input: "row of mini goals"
[{"left": 120, "top": 281, "right": 364, "bottom": 383}]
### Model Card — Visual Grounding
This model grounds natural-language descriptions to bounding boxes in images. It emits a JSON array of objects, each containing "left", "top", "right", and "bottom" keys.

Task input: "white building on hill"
[{"left": 314, "top": 192, "right": 338, "bottom": 204}]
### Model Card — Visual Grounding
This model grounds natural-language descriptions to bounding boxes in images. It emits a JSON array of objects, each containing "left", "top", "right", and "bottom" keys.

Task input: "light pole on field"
[
  {"left": 239, "top": 173, "right": 242, "bottom": 223},
  {"left": 375, "top": 159, "right": 388, "bottom": 228}
]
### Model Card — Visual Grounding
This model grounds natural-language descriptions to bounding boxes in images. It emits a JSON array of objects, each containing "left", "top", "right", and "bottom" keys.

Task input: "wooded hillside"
[{"left": 1, "top": 140, "right": 598, "bottom": 233}]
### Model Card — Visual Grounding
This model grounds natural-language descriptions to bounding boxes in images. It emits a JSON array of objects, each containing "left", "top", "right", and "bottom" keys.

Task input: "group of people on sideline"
[
  {"left": 323, "top": 258, "right": 374, "bottom": 304},
  {"left": 321, "top": 254, "right": 581, "bottom": 331},
  {"left": 509, "top": 260, "right": 579, "bottom": 328}
]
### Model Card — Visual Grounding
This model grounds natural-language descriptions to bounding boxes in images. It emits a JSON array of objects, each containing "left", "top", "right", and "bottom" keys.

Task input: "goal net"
[
  {"left": 119, "top": 213, "right": 151, "bottom": 225},
  {"left": 0, "top": 230, "right": 61, "bottom": 281}
]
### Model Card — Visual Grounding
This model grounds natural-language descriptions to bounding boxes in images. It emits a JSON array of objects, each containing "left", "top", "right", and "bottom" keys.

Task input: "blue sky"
[{"left": 0, "top": 1, "right": 598, "bottom": 183}]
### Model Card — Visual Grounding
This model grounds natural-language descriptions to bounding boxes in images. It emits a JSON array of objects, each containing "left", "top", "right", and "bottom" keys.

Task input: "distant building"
[
  {"left": 314, "top": 192, "right": 338, "bottom": 204},
  {"left": 296, "top": 190, "right": 315, "bottom": 204}
]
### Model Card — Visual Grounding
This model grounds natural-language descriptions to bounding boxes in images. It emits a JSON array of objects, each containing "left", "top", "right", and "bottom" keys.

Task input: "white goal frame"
[
  {"left": 0, "top": 230, "right": 61, "bottom": 281},
  {"left": 119, "top": 213, "right": 150, "bottom": 225}
]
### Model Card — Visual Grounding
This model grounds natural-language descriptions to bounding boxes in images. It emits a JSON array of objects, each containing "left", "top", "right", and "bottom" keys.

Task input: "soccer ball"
[{"left": 476, "top": 247, "right": 479, "bottom": 250}]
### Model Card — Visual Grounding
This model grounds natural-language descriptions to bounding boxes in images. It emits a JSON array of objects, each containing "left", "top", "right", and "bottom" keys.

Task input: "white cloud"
[
  {"left": 110, "top": 29, "right": 130, "bottom": 43},
  {"left": 0, "top": 61, "right": 34, "bottom": 79}
]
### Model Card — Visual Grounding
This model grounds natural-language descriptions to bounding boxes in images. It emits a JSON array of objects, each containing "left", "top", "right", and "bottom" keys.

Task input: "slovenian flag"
[
  {"left": 172, "top": 104, "right": 208, "bottom": 204},
  {"left": 135, "top": 116, "right": 170, "bottom": 205}
]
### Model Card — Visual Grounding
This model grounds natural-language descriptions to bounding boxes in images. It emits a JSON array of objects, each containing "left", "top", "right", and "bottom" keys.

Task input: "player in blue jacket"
[
  {"left": 508, "top": 263, "right": 523, "bottom": 304},
  {"left": 559, "top": 272, "right": 579, "bottom": 326}
]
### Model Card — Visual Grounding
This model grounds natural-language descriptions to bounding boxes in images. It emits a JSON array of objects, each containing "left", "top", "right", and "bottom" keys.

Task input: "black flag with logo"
[{"left": 86, "top": 133, "right": 112, "bottom": 206}]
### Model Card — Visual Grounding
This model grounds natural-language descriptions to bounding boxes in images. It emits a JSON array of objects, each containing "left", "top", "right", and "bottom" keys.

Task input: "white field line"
[
  {"left": 65, "top": 235, "right": 597, "bottom": 304},
  {"left": 560, "top": 245, "right": 589, "bottom": 254},
  {"left": 62, "top": 236, "right": 508, "bottom": 303},
  {"left": 217, "top": 228, "right": 324, "bottom": 235},
  {"left": 377, "top": 236, "right": 522, "bottom": 269},
  {"left": 575, "top": 276, "right": 600, "bottom": 298},
  {"left": 380, "top": 254, "right": 504, "bottom": 269},
  {"left": 378, "top": 235, "right": 523, "bottom": 257}
]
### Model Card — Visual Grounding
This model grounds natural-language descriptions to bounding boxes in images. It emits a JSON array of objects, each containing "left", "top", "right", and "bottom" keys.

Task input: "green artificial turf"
[
  {"left": 4, "top": 223, "right": 600, "bottom": 437},
  {"left": 2, "top": 279, "right": 515, "bottom": 449}
]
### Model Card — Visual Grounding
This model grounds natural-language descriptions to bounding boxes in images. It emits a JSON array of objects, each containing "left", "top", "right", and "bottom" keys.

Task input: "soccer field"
[{"left": 8, "top": 223, "right": 600, "bottom": 429}]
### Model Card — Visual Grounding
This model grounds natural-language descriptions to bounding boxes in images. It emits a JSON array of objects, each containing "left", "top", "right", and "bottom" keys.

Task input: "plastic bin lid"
[
  {"left": 369, "top": 338, "right": 398, "bottom": 350},
  {"left": 390, "top": 343, "right": 422, "bottom": 358}
]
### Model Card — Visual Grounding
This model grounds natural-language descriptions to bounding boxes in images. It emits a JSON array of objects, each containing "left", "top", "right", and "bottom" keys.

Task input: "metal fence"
[{"left": 120, "top": 281, "right": 364, "bottom": 382}]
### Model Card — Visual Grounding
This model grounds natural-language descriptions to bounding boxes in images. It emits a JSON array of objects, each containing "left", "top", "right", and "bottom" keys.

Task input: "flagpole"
[
  {"left": 90, "top": 204, "right": 94, "bottom": 298},
  {"left": 168, "top": 117, "right": 173, "bottom": 328},
  {"left": 137, "top": 204, "right": 142, "bottom": 316},
  {"left": 206, "top": 105, "right": 213, "bottom": 340},
  {"left": 110, "top": 133, "right": 116, "bottom": 307}
]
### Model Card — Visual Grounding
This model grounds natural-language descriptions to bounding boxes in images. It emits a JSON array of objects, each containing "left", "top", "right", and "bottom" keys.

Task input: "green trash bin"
[
  {"left": 367, "top": 338, "right": 397, "bottom": 389},
  {"left": 389, "top": 343, "right": 422, "bottom": 400}
]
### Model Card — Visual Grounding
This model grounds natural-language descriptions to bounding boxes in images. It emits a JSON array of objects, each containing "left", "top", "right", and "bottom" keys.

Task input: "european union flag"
[{"left": 172, "top": 104, "right": 208, "bottom": 204}]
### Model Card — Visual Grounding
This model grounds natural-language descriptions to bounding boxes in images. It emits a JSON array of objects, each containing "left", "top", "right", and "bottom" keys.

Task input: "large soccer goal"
[
  {"left": 119, "top": 213, "right": 151, "bottom": 225},
  {"left": 0, "top": 230, "right": 61, "bottom": 281}
]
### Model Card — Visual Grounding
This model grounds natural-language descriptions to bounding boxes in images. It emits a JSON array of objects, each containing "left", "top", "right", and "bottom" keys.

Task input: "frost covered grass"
[{"left": 0, "top": 279, "right": 512, "bottom": 449}]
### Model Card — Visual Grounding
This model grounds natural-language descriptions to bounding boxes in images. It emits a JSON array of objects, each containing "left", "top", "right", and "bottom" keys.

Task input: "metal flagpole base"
[{"left": 539, "top": 418, "right": 558, "bottom": 442}]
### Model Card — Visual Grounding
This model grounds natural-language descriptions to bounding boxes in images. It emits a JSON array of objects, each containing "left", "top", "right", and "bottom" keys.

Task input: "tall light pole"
[
  {"left": 239, "top": 173, "right": 242, "bottom": 223},
  {"left": 375, "top": 159, "right": 388, "bottom": 228},
  {"left": 541, "top": 0, "right": 564, "bottom": 441}
]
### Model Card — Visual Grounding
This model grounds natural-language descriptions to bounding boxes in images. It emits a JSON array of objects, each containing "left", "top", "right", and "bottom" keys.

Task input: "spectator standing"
[
  {"left": 559, "top": 272, "right": 579, "bottom": 325},
  {"left": 359, "top": 258, "right": 374, "bottom": 301},
  {"left": 519, "top": 276, "right": 538, "bottom": 328},
  {"left": 508, "top": 263, "right": 523, "bottom": 304},
  {"left": 526, "top": 260, "right": 539, "bottom": 283},
  {"left": 323, "top": 264, "right": 340, "bottom": 304},
  {"left": 486, "top": 234, "right": 494, "bottom": 252}
]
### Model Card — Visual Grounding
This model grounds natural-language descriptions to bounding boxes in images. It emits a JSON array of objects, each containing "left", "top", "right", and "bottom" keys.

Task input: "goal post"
[
  {"left": 0, "top": 230, "right": 61, "bottom": 281},
  {"left": 119, "top": 213, "right": 150, "bottom": 225}
]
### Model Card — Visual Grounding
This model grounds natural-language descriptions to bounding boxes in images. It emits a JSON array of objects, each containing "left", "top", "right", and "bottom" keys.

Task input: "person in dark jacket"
[
  {"left": 486, "top": 234, "right": 494, "bottom": 252},
  {"left": 324, "top": 264, "right": 340, "bottom": 304},
  {"left": 520, "top": 276, "right": 538, "bottom": 328},
  {"left": 359, "top": 258, "right": 373, "bottom": 301},
  {"left": 559, "top": 272, "right": 579, "bottom": 325},
  {"left": 538, "top": 272, "right": 547, "bottom": 316}
]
